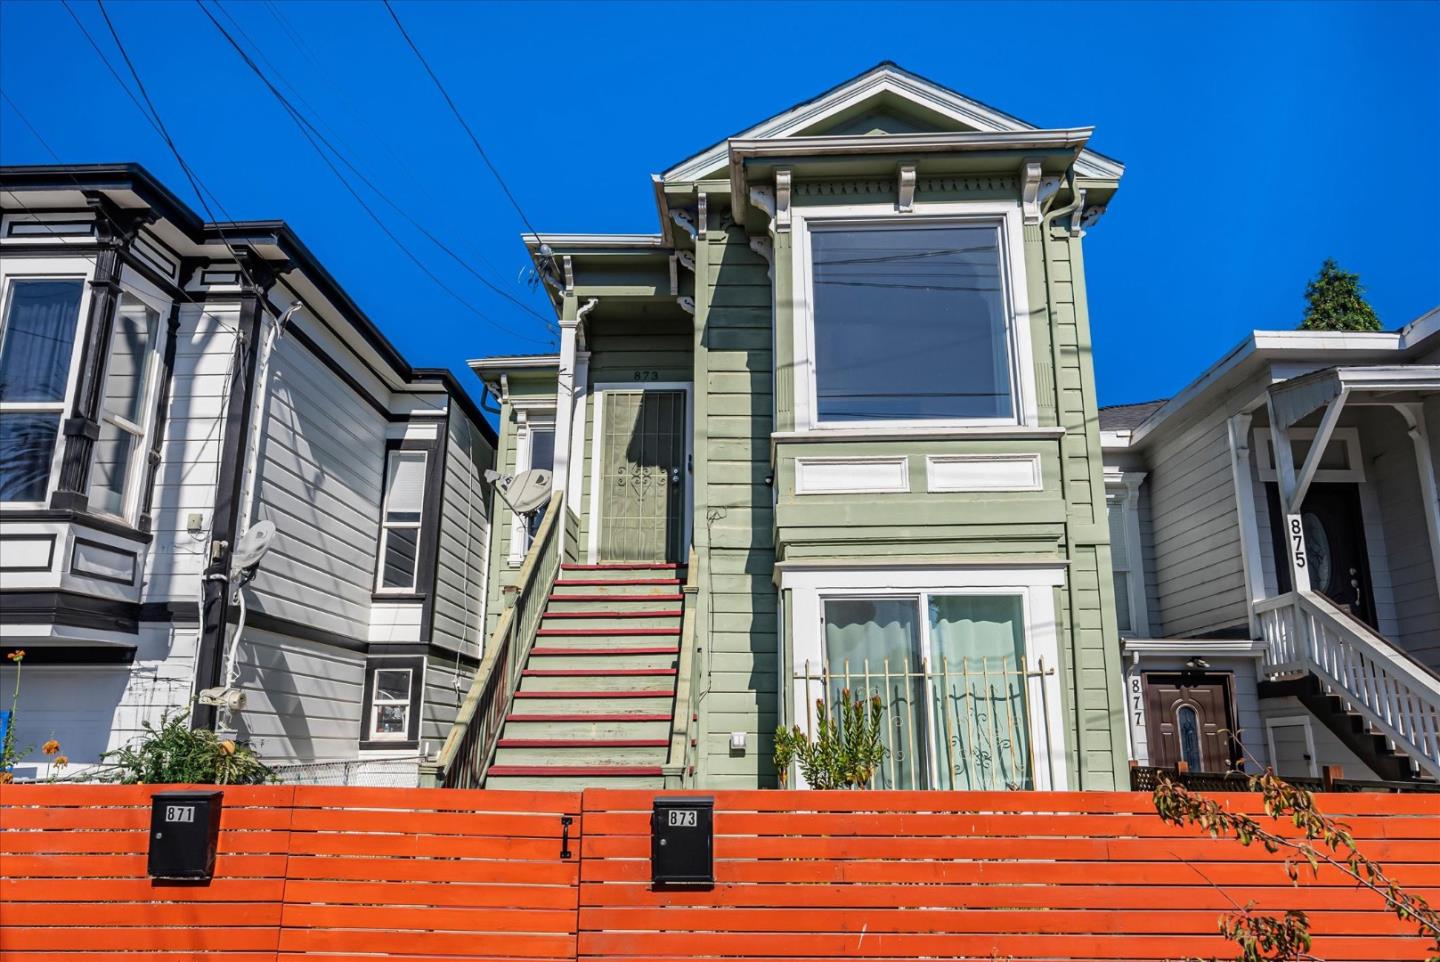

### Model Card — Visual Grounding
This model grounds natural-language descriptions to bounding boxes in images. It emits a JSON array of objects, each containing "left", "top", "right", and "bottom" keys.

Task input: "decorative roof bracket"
[
  {"left": 748, "top": 235, "right": 774, "bottom": 281},
  {"left": 677, "top": 251, "right": 696, "bottom": 273},
  {"left": 677, "top": 296, "right": 696, "bottom": 315},
  {"left": 670, "top": 208, "right": 698, "bottom": 241},
  {"left": 1020, "top": 161, "right": 1062, "bottom": 225},
  {"left": 773, "top": 168, "right": 791, "bottom": 232},
  {"left": 897, "top": 165, "right": 916, "bottom": 212}
]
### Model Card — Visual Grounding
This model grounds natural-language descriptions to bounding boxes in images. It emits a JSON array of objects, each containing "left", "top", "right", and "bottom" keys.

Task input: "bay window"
[
  {"left": 376, "top": 449, "right": 427, "bottom": 591},
  {"left": 0, "top": 278, "right": 85, "bottom": 503},
  {"left": 786, "top": 567, "right": 1066, "bottom": 790},
  {"left": 88, "top": 294, "right": 160, "bottom": 518},
  {"left": 794, "top": 206, "right": 1033, "bottom": 430}
]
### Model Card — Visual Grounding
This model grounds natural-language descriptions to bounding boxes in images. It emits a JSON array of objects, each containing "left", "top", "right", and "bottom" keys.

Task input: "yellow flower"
[
  {"left": 42, "top": 739, "right": 60, "bottom": 756},
  {"left": 6, "top": 650, "right": 24, "bottom": 662},
  {"left": 0, "top": 772, "right": 12, "bottom": 784},
  {"left": 220, "top": 740, "right": 237, "bottom": 756},
  {"left": 52, "top": 755, "right": 68, "bottom": 769}
]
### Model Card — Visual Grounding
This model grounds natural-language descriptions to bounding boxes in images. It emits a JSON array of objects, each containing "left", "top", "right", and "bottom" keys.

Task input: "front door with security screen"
[
  {"left": 1266, "top": 482, "right": 1377, "bottom": 628},
  {"left": 1144, "top": 673, "right": 1237, "bottom": 772},
  {"left": 599, "top": 390, "right": 685, "bottom": 562}
]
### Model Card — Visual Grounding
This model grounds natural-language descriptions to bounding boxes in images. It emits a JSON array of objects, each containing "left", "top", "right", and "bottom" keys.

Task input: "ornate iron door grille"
[{"left": 599, "top": 390, "right": 684, "bottom": 562}]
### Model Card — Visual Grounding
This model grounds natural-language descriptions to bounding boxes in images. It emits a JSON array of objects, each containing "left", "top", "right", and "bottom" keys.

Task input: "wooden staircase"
[{"left": 485, "top": 562, "right": 684, "bottom": 789}]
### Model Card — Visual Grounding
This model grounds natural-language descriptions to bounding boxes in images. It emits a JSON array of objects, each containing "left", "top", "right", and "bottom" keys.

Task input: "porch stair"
[
  {"left": 485, "top": 563, "right": 684, "bottom": 790},
  {"left": 1257, "top": 590, "right": 1440, "bottom": 782}
]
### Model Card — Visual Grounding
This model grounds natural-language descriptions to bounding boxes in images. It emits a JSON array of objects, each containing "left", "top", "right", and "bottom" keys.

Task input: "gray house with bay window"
[{"left": 0, "top": 164, "right": 496, "bottom": 784}]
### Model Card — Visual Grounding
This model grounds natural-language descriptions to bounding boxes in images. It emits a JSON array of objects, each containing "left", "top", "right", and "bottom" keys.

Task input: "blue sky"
[{"left": 2, "top": 1, "right": 1437, "bottom": 407}]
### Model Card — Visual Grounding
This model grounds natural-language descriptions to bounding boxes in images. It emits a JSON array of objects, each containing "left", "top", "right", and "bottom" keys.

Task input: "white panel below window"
[
  {"left": 795, "top": 456, "right": 909, "bottom": 495},
  {"left": 926, "top": 454, "right": 1042, "bottom": 492},
  {"left": 0, "top": 537, "right": 54, "bottom": 570},
  {"left": 70, "top": 540, "right": 136, "bottom": 583}
]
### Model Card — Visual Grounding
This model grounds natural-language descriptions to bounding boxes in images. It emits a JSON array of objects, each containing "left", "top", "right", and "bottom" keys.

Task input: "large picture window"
[
  {"left": 376, "top": 449, "right": 427, "bottom": 591},
  {"left": 88, "top": 294, "right": 159, "bottom": 518},
  {"left": 808, "top": 222, "right": 1014, "bottom": 423},
  {"left": 0, "top": 278, "right": 85, "bottom": 503}
]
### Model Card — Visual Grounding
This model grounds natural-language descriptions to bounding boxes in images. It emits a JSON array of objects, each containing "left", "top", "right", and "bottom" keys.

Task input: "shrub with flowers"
[{"left": 103, "top": 709, "right": 274, "bottom": 785}]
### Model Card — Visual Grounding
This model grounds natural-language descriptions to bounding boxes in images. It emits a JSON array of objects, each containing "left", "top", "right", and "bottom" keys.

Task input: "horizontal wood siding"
[
  {"left": 433, "top": 407, "right": 493, "bottom": 657},
  {"left": 697, "top": 216, "right": 777, "bottom": 788},
  {"left": 1146, "top": 406, "right": 1251, "bottom": 637},
  {"left": 233, "top": 626, "right": 365, "bottom": 763},
  {"left": 248, "top": 337, "right": 385, "bottom": 643},
  {"left": 421, "top": 652, "right": 469, "bottom": 750},
  {"left": 143, "top": 304, "right": 238, "bottom": 600}
]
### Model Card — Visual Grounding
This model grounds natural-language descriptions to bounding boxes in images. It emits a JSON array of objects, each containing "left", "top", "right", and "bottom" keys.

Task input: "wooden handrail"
[
  {"left": 663, "top": 546, "right": 701, "bottom": 786},
  {"left": 423, "top": 491, "right": 565, "bottom": 788}
]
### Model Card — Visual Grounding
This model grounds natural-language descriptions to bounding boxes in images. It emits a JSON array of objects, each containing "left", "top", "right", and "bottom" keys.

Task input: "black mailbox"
[
  {"left": 148, "top": 790, "right": 223, "bottom": 881},
  {"left": 651, "top": 795, "right": 714, "bottom": 885}
]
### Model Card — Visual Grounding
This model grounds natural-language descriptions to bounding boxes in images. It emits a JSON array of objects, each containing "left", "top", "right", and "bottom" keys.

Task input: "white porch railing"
[{"left": 1257, "top": 590, "right": 1440, "bottom": 780}]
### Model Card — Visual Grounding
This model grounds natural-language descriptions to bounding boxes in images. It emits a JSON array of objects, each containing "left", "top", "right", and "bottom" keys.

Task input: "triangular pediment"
[{"left": 662, "top": 62, "right": 1122, "bottom": 183}]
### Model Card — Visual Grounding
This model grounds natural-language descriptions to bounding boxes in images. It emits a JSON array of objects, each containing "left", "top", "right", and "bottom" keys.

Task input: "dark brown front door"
[
  {"left": 1144, "top": 672, "right": 1237, "bottom": 772},
  {"left": 1266, "top": 482, "right": 1377, "bottom": 628}
]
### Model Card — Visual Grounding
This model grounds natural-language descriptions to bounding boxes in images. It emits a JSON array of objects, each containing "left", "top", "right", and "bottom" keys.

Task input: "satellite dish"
[
  {"left": 232, "top": 519, "right": 277, "bottom": 570},
  {"left": 507, "top": 469, "right": 553, "bottom": 514}
]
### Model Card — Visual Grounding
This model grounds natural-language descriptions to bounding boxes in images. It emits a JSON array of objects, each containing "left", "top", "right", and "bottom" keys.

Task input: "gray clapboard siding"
[
  {"left": 143, "top": 306, "right": 238, "bottom": 601},
  {"left": 1146, "top": 411, "right": 1249, "bottom": 637},
  {"left": 247, "top": 336, "right": 385, "bottom": 642},
  {"left": 433, "top": 408, "right": 493, "bottom": 656},
  {"left": 232, "top": 626, "right": 366, "bottom": 762},
  {"left": 421, "top": 653, "right": 469, "bottom": 749}
]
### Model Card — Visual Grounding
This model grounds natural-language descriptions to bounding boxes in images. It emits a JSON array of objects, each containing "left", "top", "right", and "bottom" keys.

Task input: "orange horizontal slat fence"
[{"left": 2, "top": 784, "right": 1435, "bottom": 962}]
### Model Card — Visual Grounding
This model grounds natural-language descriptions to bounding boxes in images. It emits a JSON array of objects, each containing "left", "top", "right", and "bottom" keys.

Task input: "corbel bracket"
[
  {"left": 670, "top": 209, "right": 698, "bottom": 241},
  {"left": 697, "top": 194, "right": 708, "bottom": 240},
  {"left": 748, "top": 235, "right": 774, "bottom": 280},
  {"left": 897, "top": 165, "right": 916, "bottom": 213},
  {"left": 773, "top": 168, "right": 791, "bottom": 232},
  {"left": 562, "top": 255, "right": 575, "bottom": 294},
  {"left": 575, "top": 297, "right": 599, "bottom": 322},
  {"left": 676, "top": 296, "right": 696, "bottom": 315},
  {"left": 1020, "top": 161, "right": 1062, "bottom": 226},
  {"left": 676, "top": 251, "right": 696, "bottom": 273},
  {"left": 1069, "top": 188, "right": 1089, "bottom": 235}
]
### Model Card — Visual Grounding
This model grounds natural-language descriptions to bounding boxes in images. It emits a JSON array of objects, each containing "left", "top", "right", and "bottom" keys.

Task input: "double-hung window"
[
  {"left": 88, "top": 293, "right": 160, "bottom": 518},
  {"left": 0, "top": 277, "right": 86, "bottom": 504},
  {"left": 368, "top": 668, "right": 412, "bottom": 741},
  {"left": 376, "top": 450, "right": 427, "bottom": 592},
  {"left": 797, "top": 210, "right": 1030, "bottom": 429},
  {"left": 1107, "top": 496, "right": 1134, "bottom": 635}
]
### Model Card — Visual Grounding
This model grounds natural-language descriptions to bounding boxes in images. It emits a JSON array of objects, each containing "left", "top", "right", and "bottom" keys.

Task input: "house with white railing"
[{"left": 1102, "top": 307, "right": 1440, "bottom": 785}]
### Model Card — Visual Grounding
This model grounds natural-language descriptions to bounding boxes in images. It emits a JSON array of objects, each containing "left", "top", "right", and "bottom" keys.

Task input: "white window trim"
[
  {"left": 1104, "top": 470, "right": 1151, "bottom": 637},
  {"left": 1255, "top": 427, "right": 1364, "bottom": 484},
  {"left": 375, "top": 449, "right": 428, "bottom": 594},
  {"left": 789, "top": 202, "right": 1038, "bottom": 433},
  {"left": 89, "top": 272, "right": 171, "bottom": 523},
  {"left": 0, "top": 257, "right": 98, "bottom": 509},
  {"left": 367, "top": 667, "right": 413, "bottom": 742},
  {"left": 585, "top": 382, "right": 693, "bottom": 565},
  {"left": 508, "top": 411, "right": 556, "bottom": 567},
  {"left": 780, "top": 564, "right": 1068, "bottom": 790},
  {"left": 1264, "top": 714, "right": 1319, "bottom": 778}
]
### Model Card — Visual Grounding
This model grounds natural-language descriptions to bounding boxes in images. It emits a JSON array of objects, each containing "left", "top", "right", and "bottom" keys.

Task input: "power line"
[
  {"left": 380, "top": 0, "right": 543, "bottom": 244},
  {"left": 94, "top": 0, "right": 267, "bottom": 299},
  {"left": 193, "top": 0, "right": 550, "bottom": 346},
  {"left": 203, "top": 0, "right": 550, "bottom": 328}
]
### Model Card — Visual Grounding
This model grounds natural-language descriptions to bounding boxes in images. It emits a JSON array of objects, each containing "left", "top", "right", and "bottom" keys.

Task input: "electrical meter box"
[
  {"left": 651, "top": 795, "right": 714, "bottom": 885},
  {"left": 148, "top": 790, "right": 223, "bottom": 880}
]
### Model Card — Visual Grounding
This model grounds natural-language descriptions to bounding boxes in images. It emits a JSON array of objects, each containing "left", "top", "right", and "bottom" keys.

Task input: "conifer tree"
[{"left": 1300, "top": 259, "right": 1380, "bottom": 332}]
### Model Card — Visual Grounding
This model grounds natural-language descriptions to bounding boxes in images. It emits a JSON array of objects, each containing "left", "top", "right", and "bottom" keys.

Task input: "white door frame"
[
  {"left": 586, "top": 381, "right": 693, "bottom": 564},
  {"left": 1264, "top": 714, "right": 1319, "bottom": 778}
]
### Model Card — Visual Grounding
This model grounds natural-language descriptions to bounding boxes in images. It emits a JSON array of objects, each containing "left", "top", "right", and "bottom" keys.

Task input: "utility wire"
[
  {"left": 380, "top": 0, "right": 543, "bottom": 245},
  {"left": 193, "top": 0, "right": 549, "bottom": 345},
  {"left": 204, "top": 0, "right": 550, "bottom": 328},
  {"left": 95, "top": 0, "right": 267, "bottom": 299}
]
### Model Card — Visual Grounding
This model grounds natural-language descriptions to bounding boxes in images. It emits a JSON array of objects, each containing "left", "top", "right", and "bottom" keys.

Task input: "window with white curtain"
[
  {"left": 376, "top": 450, "right": 427, "bottom": 591},
  {"left": 368, "top": 668, "right": 412, "bottom": 740},
  {"left": 88, "top": 294, "right": 159, "bottom": 518},
  {"left": 818, "top": 592, "right": 1032, "bottom": 791},
  {"left": 0, "top": 278, "right": 85, "bottom": 503}
]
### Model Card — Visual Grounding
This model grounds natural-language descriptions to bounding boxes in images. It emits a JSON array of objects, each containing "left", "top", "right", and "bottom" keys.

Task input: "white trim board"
[
  {"left": 585, "top": 382, "right": 693, "bottom": 565},
  {"left": 780, "top": 563, "right": 1068, "bottom": 791},
  {"left": 795, "top": 456, "right": 909, "bottom": 495}
]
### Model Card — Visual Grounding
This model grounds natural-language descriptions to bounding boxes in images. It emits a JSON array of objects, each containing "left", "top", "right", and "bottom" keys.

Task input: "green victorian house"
[{"left": 428, "top": 63, "right": 1129, "bottom": 792}]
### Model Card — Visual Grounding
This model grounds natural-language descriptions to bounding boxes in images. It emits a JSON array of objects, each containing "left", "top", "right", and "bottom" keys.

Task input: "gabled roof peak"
[{"left": 662, "top": 62, "right": 1123, "bottom": 184}]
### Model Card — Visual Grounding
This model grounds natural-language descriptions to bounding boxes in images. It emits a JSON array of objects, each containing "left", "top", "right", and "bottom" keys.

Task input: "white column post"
[
  {"left": 1227, "top": 411, "right": 1266, "bottom": 633},
  {"left": 1265, "top": 394, "right": 1311, "bottom": 593},
  {"left": 567, "top": 348, "right": 590, "bottom": 509},
  {"left": 1398, "top": 402, "right": 1440, "bottom": 606},
  {"left": 550, "top": 297, "right": 596, "bottom": 519}
]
